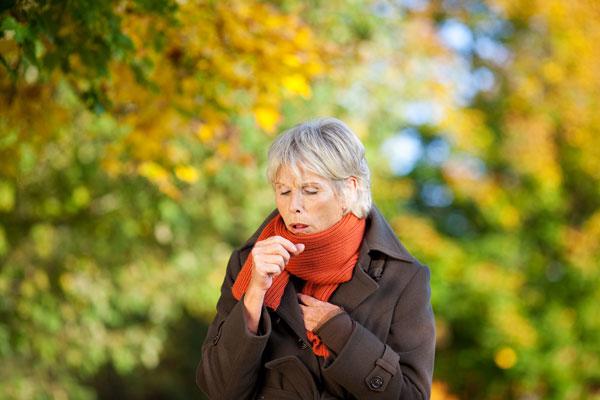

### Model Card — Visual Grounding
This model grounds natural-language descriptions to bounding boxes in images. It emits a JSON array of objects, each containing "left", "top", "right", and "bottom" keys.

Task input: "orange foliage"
[
  {"left": 1, "top": 1, "right": 330, "bottom": 197},
  {"left": 431, "top": 380, "right": 459, "bottom": 400}
]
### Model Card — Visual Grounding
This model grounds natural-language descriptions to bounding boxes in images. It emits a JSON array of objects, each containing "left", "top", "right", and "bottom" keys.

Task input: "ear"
[
  {"left": 346, "top": 176, "right": 358, "bottom": 191},
  {"left": 341, "top": 177, "right": 358, "bottom": 213}
]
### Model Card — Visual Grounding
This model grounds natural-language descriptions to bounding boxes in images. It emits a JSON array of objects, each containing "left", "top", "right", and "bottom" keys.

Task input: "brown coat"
[{"left": 196, "top": 206, "right": 435, "bottom": 399}]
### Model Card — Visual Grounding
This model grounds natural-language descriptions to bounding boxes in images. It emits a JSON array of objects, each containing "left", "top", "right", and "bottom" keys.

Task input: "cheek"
[
  {"left": 313, "top": 194, "right": 340, "bottom": 215},
  {"left": 306, "top": 195, "right": 328, "bottom": 210},
  {"left": 275, "top": 197, "right": 287, "bottom": 214}
]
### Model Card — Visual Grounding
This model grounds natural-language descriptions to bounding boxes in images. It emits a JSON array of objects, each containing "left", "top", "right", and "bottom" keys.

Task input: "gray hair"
[{"left": 266, "top": 117, "right": 372, "bottom": 218}]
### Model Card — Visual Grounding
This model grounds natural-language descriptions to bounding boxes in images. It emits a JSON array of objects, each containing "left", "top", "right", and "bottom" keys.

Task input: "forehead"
[{"left": 274, "top": 165, "right": 329, "bottom": 186}]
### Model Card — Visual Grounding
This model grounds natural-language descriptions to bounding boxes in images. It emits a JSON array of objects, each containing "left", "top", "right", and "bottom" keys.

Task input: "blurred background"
[{"left": 1, "top": 0, "right": 599, "bottom": 399}]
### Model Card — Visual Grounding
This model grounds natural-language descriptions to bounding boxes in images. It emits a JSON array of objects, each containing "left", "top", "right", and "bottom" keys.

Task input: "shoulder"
[
  {"left": 363, "top": 205, "right": 430, "bottom": 290},
  {"left": 362, "top": 205, "right": 420, "bottom": 264},
  {"left": 380, "top": 257, "right": 430, "bottom": 293}
]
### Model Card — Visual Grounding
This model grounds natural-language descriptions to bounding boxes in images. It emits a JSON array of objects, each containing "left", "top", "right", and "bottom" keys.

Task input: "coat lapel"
[
  {"left": 328, "top": 205, "right": 416, "bottom": 311},
  {"left": 328, "top": 244, "right": 379, "bottom": 312},
  {"left": 275, "top": 278, "right": 309, "bottom": 343}
]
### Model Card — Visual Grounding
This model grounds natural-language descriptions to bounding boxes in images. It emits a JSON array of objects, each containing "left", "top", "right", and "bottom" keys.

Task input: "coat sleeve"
[
  {"left": 196, "top": 249, "right": 272, "bottom": 400},
  {"left": 317, "top": 265, "right": 435, "bottom": 400}
]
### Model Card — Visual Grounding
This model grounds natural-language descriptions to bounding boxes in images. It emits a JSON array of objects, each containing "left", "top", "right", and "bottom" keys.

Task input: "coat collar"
[{"left": 360, "top": 204, "right": 417, "bottom": 264}]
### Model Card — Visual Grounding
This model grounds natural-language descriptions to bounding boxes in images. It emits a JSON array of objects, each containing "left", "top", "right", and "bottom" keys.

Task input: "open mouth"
[{"left": 290, "top": 223, "right": 309, "bottom": 232}]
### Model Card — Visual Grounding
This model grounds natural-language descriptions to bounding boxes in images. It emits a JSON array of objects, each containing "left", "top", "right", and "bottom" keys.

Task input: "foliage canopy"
[{"left": 1, "top": 0, "right": 599, "bottom": 399}]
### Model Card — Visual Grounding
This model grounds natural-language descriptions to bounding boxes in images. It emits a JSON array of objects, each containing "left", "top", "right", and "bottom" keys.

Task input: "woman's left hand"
[{"left": 298, "top": 293, "right": 344, "bottom": 331}]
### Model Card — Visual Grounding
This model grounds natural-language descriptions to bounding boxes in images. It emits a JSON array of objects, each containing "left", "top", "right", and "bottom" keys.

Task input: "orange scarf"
[{"left": 232, "top": 212, "right": 366, "bottom": 357}]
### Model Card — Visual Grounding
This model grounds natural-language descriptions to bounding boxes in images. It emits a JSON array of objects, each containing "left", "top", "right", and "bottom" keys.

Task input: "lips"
[{"left": 290, "top": 223, "right": 309, "bottom": 232}]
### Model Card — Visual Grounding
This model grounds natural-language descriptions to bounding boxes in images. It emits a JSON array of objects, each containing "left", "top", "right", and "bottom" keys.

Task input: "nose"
[{"left": 289, "top": 191, "right": 303, "bottom": 214}]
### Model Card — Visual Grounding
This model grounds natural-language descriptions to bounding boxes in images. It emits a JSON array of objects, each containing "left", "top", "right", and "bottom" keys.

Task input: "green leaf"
[
  {"left": 0, "top": 181, "right": 15, "bottom": 212},
  {"left": 0, "top": 15, "right": 29, "bottom": 43}
]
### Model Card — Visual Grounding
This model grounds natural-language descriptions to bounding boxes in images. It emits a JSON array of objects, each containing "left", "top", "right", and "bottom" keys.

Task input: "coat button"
[
  {"left": 297, "top": 338, "right": 309, "bottom": 350},
  {"left": 212, "top": 334, "right": 220, "bottom": 345},
  {"left": 369, "top": 376, "right": 384, "bottom": 390}
]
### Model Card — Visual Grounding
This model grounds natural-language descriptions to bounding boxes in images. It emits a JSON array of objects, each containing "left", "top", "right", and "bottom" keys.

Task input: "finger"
[
  {"left": 297, "top": 293, "right": 321, "bottom": 306},
  {"left": 253, "top": 245, "right": 289, "bottom": 265},
  {"left": 298, "top": 304, "right": 310, "bottom": 318},
  {"left": 269, "top": 236, "right": 302, "bottom": 255},
  {"left": 262, "top": 254, "right": 286, "bottom": 268},
  {"left": 255, "top": 242, "right": 290, "bottom": 264},
  {"left": 264, "top": 241, "right": 299, "bottom": 261},
  {"left": 259, "top": 237, "right": 304, "bottom": 257},
  {"left": 271, "top": 243, "right": 291, "bottom": 263},
  {"left": 258, "top": 263, "right": 284, "bottom": 276}
]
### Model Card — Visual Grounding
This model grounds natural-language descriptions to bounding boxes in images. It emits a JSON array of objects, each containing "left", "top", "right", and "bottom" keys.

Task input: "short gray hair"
[{"left": 266, "top": 117, "right": 372, "bottom": 218}]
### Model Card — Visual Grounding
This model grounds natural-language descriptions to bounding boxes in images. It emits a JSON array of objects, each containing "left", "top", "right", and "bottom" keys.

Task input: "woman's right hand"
[
  {"left": 248, "top": 236, "right": 305, "bottom": 293},
  {"left": 243, "top": 236, "right": 304, "bottom": 334}
]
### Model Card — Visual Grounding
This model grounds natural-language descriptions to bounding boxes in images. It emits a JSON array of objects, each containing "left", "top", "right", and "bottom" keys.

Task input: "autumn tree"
[
  {"left": 1, "top": 0, "right": 599, "bottom": 399},
  {"left": 1, "top": 1, "right": 335, "bottom": 397}
]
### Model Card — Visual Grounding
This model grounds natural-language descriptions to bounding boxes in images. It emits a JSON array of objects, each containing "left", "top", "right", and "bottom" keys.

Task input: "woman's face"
[{"left": 274, "top": 165, "right": 348, "bottom": 235}]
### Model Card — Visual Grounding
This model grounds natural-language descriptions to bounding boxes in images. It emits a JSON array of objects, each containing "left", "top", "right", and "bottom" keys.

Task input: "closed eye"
[{"left": 279, "top": 190, "right": 317, "bottom": 195}]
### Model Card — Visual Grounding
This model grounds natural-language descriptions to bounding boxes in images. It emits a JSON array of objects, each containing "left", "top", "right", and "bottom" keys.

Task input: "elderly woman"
[{"left": 196, "top": 118, "right": 435, "bottom": 399}]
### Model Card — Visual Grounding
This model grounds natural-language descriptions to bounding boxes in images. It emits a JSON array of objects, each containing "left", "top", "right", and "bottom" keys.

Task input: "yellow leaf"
[
  {"left": 175, "top": 165, "right": 199, "bottom": 183},
  {"left": 542, "top": 61, "right": 564, "bottom": 84},
  {"left": 138, "top": 162, "right": 168, "bottom": 181},
  {"left": 254, "top": 106, "right": 280, "bottom": 133},
  {"left": 197, "top": 124, "right": 215, "bottom": 143},
  {"left": 282, "top": 54, "right": 301, "bottom": 68},
  {"left": 0, "top": 181, "right": 15, "bottom": 212},
  {"left": 305, "top": 61, "right": 324, "bottom": 76},
  {"left": 494, "top": 347, "right": 517, "bottom": 369},
  {"left": 431, "top": 380, "right": 459, "bottom": 400},
  {"left": 294, "top": 27, "right": 311, "bottom": 47},
  {"left": 498, "top": 204, "right": 520, "bottom": 230},
  {"left": 282, "top": 74, "right": 312, "bottom": 98}
]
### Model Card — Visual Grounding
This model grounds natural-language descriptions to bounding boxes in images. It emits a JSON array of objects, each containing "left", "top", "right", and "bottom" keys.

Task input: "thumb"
[
  {"left": 298, "top": 293, "right": 319, "bottom": 305},
  {"left": 294, "top": 243, "right": 305, "bottom": 254}
]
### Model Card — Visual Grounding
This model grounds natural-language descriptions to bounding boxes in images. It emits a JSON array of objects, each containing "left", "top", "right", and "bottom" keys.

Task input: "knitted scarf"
[{"left": 232, "top": 212, "right": 366, "bottom": 357}]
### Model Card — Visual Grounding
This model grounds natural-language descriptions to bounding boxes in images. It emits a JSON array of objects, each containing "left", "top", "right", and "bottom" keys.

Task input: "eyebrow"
[{"left": 274, "top": 182, "right": 322, "bottom": 187}]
